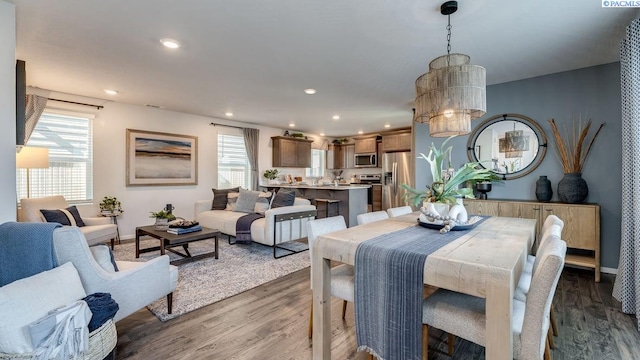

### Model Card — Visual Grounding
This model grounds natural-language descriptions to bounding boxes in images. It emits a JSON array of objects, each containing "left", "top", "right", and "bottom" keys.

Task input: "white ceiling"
[{"left": 11, "top": 0, "right": 640, "bottom": 136}]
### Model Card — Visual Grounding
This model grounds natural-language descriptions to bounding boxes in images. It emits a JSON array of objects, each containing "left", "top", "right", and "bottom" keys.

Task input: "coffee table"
[{"left": 135, "top": 225, "right": 219, "bottom": 265}]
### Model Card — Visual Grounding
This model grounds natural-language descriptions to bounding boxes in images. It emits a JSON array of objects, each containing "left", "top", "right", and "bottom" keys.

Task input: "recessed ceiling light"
[
  {"left": 304, "top": 88, "right": 316, "bottom": 95},
  {"left": 358, "top": 131, "right": 364, "bottom": 134},
  {"left": 103, "top": 89, "right": 118, "bottom": 95},
  {"left": 319, "top": 133, "right": 325, "bottom": 136},
  {"left": 289, "top": 123, "right": 295, "bottom": 127},
  {"left": 332, "top": 115, "right": 340, "bottom": 120},
  {"left": 384, "top": 124, "right": 391, "bottom": 128},
  {"left": 225, "top": 112, "right": 234, "bottom": 117},
  {"left": 160, "top": 38, "right": 181, "bottom": 49}
]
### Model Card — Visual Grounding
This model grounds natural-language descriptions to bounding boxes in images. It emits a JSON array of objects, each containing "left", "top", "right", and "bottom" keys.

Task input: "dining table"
[{"left": 311, "top": 212, "right": 536, "bottom": 359}]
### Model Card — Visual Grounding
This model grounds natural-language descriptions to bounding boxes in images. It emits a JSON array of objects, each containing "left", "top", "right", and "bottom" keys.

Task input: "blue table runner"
[{"left": 354, "top": 218, "right": 487, "bottom": 360}]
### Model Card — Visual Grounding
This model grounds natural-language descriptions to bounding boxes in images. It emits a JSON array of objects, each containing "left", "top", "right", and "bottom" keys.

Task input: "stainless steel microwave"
[{"left": 354, "top": 153, "right": 377, "bottom": 167}]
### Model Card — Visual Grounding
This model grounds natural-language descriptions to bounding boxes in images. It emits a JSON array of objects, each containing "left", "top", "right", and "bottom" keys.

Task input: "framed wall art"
[{"left": 126, "top": 129, "right": 198, "bottom": 186}]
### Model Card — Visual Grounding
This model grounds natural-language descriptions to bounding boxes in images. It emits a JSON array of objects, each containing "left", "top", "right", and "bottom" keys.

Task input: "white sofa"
[{"left": 194, "top": 197, "right": 316, "bottom": 255}]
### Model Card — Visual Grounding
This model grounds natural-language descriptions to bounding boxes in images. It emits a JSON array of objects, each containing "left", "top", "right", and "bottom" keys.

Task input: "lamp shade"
[
  {"left": 415, "top": 53, "right": 486, "bottom": 137},
  {"left": 16, "top": 146, "right": 49, "bottom": 169}
]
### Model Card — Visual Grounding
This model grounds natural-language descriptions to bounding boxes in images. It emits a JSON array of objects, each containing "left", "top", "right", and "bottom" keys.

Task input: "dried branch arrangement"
[{"left": 548, "top": 117, "right": 604, "bottom": 173}]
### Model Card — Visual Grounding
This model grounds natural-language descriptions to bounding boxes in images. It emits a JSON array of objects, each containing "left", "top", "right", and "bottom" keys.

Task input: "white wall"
[
  {"left": 0, "top": 1, "right": 16, "bottom": 222},
  {"left": 33, "top": 90, "right": 302, "bottom": 239}
]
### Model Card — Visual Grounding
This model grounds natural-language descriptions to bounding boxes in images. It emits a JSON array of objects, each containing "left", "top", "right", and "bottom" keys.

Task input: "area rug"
[{"left": 112, "top": 237, "right": 309, "bottom": 321}]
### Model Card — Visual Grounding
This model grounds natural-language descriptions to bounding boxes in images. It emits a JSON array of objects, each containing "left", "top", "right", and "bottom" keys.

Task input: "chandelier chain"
[{"left": 446, "top": 15, "right": 452, "bottom": 66}]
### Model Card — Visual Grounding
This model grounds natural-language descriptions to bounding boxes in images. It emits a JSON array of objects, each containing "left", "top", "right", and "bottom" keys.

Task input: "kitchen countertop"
[{"left": 259, "top": 183, "right": 371, "bottom": 190}]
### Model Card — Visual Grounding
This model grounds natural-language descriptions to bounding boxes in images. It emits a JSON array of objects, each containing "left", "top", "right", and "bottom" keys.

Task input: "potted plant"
[
  {"left": 402, "top": 137, "right": 498, "bottom": 215},
  {"left": 150, "top": 210, "right": 176, "bottom": 231},
  {"left": 99, "top": 196, "right": 123, "bottom": 215},
  {"left": 263, "top": 169, "right": 280, "bottom": 184}
]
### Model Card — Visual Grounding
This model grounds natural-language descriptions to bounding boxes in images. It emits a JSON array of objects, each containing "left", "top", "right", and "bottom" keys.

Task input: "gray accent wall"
[{"left": 414, "top": 62, "right": 622, "bottom": 269}]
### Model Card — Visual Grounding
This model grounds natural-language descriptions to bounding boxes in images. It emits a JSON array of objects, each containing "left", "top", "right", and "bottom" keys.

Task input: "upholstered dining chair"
[
  {"left": 540, "top": 215, "right": 564, "bottom": 243},
  {"left": 306, "top": 216, "right": 352, "bottom": 339},
  {"left": 386, "top": 205, "right": 413, "bottom": 218},
  {"left": 523, "top": 214, "right": 564, "bottom": 338},
  {"left": 356, "top": 211, "right": 389, "bottom": 225},
  {"left": 517, "top": 222, "right": 564, "bottom": 342},
  {"left": 421, "top": 237, "right": 567, "bottom": 360},
  {"left": 20, "top": 195, "right": 118, "bottom": 248}
]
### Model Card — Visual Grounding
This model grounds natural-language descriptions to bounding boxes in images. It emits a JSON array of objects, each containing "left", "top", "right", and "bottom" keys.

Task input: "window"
[
  {"left": 16, "top": 111, "right": 94, "bottom": 202},
  {"left": 218, "top": 133, "right": 251, "bottom": 188},
  {"left": 306, "top": 149, "right": 326, "bottom": 178}
]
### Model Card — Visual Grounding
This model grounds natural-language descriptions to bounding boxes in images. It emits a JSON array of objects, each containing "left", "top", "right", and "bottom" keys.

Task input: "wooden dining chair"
[
  {"left": 356, "top": 211, "right": 389, "bottom": 225},
  {"left": 306, "top": 216, "right": 353, "bottom": 339},
  {"left": 421, "top": 237, "right": 566, "bottom": 360},
  {"left": 386, "top": 205, "right": 413, "bottom": 218}
]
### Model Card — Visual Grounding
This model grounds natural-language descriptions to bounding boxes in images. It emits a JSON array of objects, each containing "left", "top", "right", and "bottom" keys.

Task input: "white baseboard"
[{"left": 601, "top": 266, "right": 618, "bottom": 275}]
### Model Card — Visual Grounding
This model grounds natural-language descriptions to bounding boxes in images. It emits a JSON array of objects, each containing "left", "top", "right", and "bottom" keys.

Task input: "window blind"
[
  {"left": 218, "top": 134, "right": 250, "bottom": 189},
  {"left": 17, "top": 111, "right": 94, "bottom": 203}
]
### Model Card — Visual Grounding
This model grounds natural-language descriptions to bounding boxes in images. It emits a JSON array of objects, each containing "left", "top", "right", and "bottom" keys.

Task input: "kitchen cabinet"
[
  {"left": 354, "top": 136, "right": 378, "bottom": 154},
  {"left": 343, "top": 144, "right": 355, "bottom": 169},
  {"left": 271, "top": 136, "right": 312, "bottom": 167},
  {"left": 381, "top": 130, "right": 412, "bottom": 152},
  {"left": 464, "top": 199, "right": 601, "bottom": 282},
  {"left": 327, "top": 144, "right": 355, "bottom": 169}
]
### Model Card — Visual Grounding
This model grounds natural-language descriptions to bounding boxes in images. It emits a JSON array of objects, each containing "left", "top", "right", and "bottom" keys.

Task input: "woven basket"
[{"left": 0, "top": 319, "right": 117, "bottom": 360}]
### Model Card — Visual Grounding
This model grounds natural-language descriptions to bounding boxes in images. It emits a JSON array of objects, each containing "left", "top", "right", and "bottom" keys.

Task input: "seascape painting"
[{"left": 126, "top": 129, "right": 198, "bottom": 186}]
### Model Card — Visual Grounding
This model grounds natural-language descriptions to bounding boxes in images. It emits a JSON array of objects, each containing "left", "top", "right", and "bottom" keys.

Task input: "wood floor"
[{"left": 115, "top": 267, "right": 640, "bottom": 359}]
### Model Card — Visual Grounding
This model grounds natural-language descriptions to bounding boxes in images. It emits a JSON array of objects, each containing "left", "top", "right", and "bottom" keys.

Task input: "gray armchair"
[
  {"left": 20, "top": 196, "right": 118, "bottom": 247},
  {"left": 51, "top": 226, "right": 178, "bottom": 322}
]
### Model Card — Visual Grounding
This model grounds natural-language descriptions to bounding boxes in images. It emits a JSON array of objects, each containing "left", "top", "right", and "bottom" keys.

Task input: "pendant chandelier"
[{"left": 414, "top": 1, "right": 486, "bottom": 137}]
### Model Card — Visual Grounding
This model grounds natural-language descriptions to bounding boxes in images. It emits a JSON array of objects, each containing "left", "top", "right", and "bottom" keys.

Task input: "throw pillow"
[
  {"left": 254, "top": 191, "right": 273, "bottom": 214},
  {"left": 234, "top": 188, "right": 261, "bottom": 213},
  {"left": 271, "top": 188, "right": 296, "bottom": 208},
  {"left": 89, "top": 244, "right": 119, "bottom": 272},
  {"left": 211, "top": 187, "right": 240, "bottom": 210},
  {"left": 0, "top": 262, "right": 86, "bottom": 353},
  {"left": 39, "top": 206, "right": 86, "bottom": 227},
  {"left": 228, "top": 191, "right": 271, "bottom": 212},
  {"left": 226, "top": 192, "right": 240, "bottom": 211}
]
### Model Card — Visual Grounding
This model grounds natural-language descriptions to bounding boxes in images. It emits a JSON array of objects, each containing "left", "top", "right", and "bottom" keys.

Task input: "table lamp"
[{"left": 16, "top": 146, "right": 49, "bottom": 198}]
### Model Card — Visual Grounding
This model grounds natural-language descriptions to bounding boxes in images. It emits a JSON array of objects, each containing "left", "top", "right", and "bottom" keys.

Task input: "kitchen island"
[{"left": 260, "top": 184, "right": 369, "bottom": 227}]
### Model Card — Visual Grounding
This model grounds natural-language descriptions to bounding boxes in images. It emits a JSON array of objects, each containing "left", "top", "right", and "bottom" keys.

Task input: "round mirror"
[{"left": 466, "top": 113, "right": 547, "bottom": 180}]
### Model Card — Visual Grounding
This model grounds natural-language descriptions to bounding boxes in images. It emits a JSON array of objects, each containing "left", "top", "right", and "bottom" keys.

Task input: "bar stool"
[{"left": 314, "top": 198, "right": 340, "bottom": 219}]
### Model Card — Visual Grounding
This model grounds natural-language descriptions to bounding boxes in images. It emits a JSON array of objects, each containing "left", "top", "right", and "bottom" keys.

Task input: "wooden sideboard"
[{"left": 464, "top": 199, "right": 601, "bottom": 282}]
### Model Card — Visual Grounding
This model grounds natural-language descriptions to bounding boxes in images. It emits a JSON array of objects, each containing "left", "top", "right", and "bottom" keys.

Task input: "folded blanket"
[
  {"left": 83, "top": 293, "right": 119, "bottom": 332},
  {"left": 235, "top": 213, "right": 265, "bottom": 244},
  {"left": 0, "top": 222, "right": 61, "bottom": 286}
]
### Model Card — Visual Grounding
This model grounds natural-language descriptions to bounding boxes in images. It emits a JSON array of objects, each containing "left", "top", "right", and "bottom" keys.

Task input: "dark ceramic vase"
[
  {"left": 535, "top": 176, "right": 553, "bottom": 202},
  {"left": 557, "top": 173, "right": 588, "bottom": 204}
]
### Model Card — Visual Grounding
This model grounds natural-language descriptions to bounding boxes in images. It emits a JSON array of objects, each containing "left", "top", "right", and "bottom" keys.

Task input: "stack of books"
[{"left": 167, "top": 224, "right": 202, "bottom": 235}]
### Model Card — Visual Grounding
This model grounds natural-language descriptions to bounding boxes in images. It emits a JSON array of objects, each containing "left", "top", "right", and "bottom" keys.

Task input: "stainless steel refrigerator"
[{"left": 382, "top": 151, "right": 412, "bottom": 210}]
